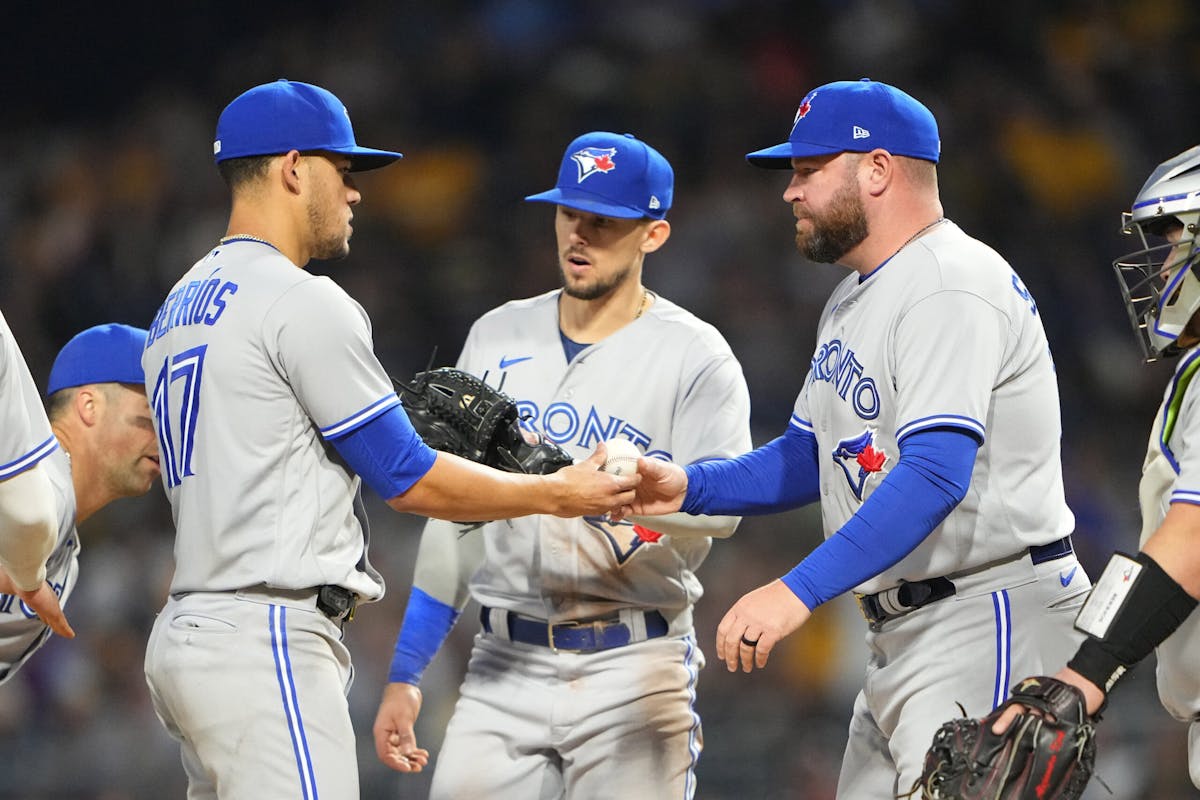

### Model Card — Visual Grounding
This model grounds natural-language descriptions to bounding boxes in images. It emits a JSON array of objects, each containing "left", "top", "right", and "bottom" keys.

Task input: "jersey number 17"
[{"left": 151, "top": 345, "right": 207, "bottom": 488}]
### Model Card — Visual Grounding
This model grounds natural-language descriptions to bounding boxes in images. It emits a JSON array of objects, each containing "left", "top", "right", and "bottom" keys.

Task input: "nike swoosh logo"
[
  {"left": 1059, "top": 566, "right": 1078, "bottom": 587},
  {"left": 499, "top": 356, "right": 533, "bottom": 369}
]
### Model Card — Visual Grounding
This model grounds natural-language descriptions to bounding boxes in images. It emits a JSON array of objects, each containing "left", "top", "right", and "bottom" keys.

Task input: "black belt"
[
  {"left": 480, "top": 606, "right": 668, "bottom": 652},
  {"left": 856, "top": 536, "right": 1073, "bottom": 628},
  {"left": 315, "top": 585, "right": 357, "bottom": 622}
]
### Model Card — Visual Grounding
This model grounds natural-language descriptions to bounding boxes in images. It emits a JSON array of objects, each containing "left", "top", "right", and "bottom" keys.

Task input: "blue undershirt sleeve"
[
  {"left": 387, "top": 587, "right": 461, "bottom": 685},
  {"left": 329, "top": 404, "right": 438, "bottom": 501},
  {"left": 681, "top": 424, "right": 820, "bottom": 515},
  {"left": 779, "top": 427, "right": 980, "bottom": 610}
]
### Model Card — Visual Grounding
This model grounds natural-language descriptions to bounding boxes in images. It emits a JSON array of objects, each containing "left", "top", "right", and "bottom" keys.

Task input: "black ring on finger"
[{"left": 740, "top": 635, "right": 759, "bottom": 647}]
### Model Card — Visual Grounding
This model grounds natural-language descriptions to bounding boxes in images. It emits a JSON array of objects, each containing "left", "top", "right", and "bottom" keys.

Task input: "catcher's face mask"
[{"left": 1112, "top": 145, "right": 1200, "bottom": 362}]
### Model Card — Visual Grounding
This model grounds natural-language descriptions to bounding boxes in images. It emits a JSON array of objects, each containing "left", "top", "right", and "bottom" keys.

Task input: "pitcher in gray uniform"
[
  {"left": 0, "top": 323, "right": 158, "bottom": 683},
  {"left": 142, "top": 83, "right": 640, "bottom": 800},
  {"left": 624, "top": 79, "right": 1092, "bottom": 797},
  {"left": 0, "top": 309, "right": 72, "bottom": 640},
  {"left": 372, "top": 131, "right": 752, "bottom": 799}
]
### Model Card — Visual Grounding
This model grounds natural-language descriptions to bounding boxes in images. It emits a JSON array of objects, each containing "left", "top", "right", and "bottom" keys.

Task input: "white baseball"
[{"left": 600, "top": 438, "right": 641, "bottom": 476}]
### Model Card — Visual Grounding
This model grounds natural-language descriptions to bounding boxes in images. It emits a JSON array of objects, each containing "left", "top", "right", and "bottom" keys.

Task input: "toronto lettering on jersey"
[
  {"left": 810, "top": 338, "right": 880, "bottom": 420},
  {"left": 146, "top": 266, "right": 238, "bottom": 347},
  {"left": 515, "top": 400, "right": 672, "bottom": 461}
]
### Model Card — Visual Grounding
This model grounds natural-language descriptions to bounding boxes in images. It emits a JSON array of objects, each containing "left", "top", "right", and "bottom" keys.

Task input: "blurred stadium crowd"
[{"left": 1, "top": 1, "right": 1198, "bottom": 797}]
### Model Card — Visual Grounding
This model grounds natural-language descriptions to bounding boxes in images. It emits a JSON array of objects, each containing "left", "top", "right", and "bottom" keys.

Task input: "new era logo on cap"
[
  {"left": 526, "top": 131, "right": 674, "bottom": 220},
  {"left": 747, "top": 78, "right": 941, "bottom": 168}
]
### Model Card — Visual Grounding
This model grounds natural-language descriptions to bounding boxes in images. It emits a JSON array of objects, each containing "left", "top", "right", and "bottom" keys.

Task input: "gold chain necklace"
[{"left": 635, "top": 288, "right": 650, "bottom": 319}]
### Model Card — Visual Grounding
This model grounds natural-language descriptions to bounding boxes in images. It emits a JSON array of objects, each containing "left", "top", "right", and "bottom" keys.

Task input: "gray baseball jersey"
[
  {"left": 142, "top": 238, "right": 406, "bottom": 799},
  {"left": 0, "top": 310, "right": 57, "bottom": 481},
  {"left": 427, "top": 288, "right": 752, "bottom": 800},
  {"left": 461, "top": 289, "right": 752, "bottom": 626},
  {"left": 792, "top": 220, "right": 1090, "bottom": 796},
  {"left": 142, "top": 239, "right": 394, "bottom": 600},
  {"left": 795, "top": 220, "right": 1075, "bottom": 593},
  {"left": 1135, "top": 345, "right": 1200, "bottom": 783},
  {"left": 0, "top": 448, "right": 78, "bottom": 684}
]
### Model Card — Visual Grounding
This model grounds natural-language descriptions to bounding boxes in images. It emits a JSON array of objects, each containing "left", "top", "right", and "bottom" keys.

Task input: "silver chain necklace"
[{"left": 219, "top": 234, "right": 279, "bottom": 251}]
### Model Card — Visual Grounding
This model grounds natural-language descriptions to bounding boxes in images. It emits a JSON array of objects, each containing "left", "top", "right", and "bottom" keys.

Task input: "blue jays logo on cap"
[
  {"left": 748, "top": 78, "right": 940, "bottom": 168},
  {"left": 526, "top": 131, "right": 673, "bottom": 220},
  {"left": 572, "top": 147, "right": 618, "bottom": 182},
  {"left": 794, "top": 92, "right": 816, "bottom": 123}
]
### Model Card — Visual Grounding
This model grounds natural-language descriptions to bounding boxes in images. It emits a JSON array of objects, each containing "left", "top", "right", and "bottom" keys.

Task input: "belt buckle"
[
  {"left": 548, "top": 618, "right": 612, "bottom": 653},
  {"left": 854, "top": 592, "right": 884, "bottom": 626},
  {"left": 854, "top": 593, "right": 871, "bottom": 623}
]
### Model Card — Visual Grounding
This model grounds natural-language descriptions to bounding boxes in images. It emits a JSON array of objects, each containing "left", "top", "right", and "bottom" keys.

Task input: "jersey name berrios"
[
  {"left": 461, "top": 290, "right": 752, "bottom": 622},
  {"left": 143, "top": 241, "right": 395, "bottom": 599},
  {"left": 0, "top": 311, "right": 57, "bottom": 480},
  {"left": 794, "top": 220, "right": 1074, "bottom": 593},
  {"left": 0, "top": 448, "right": 79, "bottom": 683}
]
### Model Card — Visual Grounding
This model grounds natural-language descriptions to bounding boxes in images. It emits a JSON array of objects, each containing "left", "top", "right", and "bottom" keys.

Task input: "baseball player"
[
  {"left": 371, "top": 131, "right": 752, "bottom": 799},
  {"left": 624, "top": 78, "right": 1092, "bottom": 796},
  {"left": 0, "top": 308, "right": 71, "bottom": 640},
  {"left": 992, "top": 144, "right": 1200, "bottom": 788},
  {"left": 141, "top": 82, "right": 639, "bottom": 800},
  {"left": 1, "top": 323, "right": 158, "bottom": 684}
]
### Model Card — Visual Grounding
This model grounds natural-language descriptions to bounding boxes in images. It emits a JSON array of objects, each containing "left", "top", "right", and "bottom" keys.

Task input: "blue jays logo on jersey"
[
  {"left": 582, "top": 516, "right": 663, "bottom": 564},
  {"left": 833, "top": 428, "right": 888, "bottom": 501},
  {"left": 571, "top": 147, "right": 617, "bottom": 183}
]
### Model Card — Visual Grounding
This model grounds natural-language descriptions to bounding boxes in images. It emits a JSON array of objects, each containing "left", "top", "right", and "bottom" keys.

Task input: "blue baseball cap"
[
  {"left": 747, "top": 78, "right": 940, "bottom": 168},
  {"left": 47, "top": 324, "right": 149, "bottom": 396},
  {"left": 213, "top": 79, "right": 403, "bottom": 172},
  {"left": 525, "top": 132, "right": 673, "bottom": 220}
]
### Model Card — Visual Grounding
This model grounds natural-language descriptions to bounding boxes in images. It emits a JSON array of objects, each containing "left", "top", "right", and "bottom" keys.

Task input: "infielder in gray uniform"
[
  {"left": 994, "top": 144, "right": 1200, "bottom": 788},
  {"left": 624, "top": 78, "right": 1092, "bottom": 797},
  {"left": 372, "top": 131, "right": 752, "bottom": 799},
  {"left": 0, "top": 308, "right": 72, "bottom": 640},
  {"left": 142, "top": 82, "right": 639, "bottom": 800},
  {"left": 1, "top": 323, "right": 158, "bottom": 683}
]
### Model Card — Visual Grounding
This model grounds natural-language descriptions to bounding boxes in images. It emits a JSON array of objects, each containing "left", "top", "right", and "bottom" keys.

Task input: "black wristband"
[
  {"left": 1067, "top": 637, "right": 1125, "bottom": 702},
  {"left": 1069, "top": 550, "right": 1198, "bottom": 699}
]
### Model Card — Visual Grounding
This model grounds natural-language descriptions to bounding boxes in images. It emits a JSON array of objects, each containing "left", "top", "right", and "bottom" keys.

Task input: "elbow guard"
[{"left": 1068, "top": 551, "right": 1198, "bottom": 695}]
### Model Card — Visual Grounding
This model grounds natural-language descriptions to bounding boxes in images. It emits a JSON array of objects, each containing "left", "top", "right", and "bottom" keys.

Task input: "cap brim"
[
  {"left": 524, "top": 188, "right": 650, "bottom": 219},
  {"left": 334, "top": 146, "right": 404, "bottom": 172},
  {"left": 745, "top": 140, "right": 845, "bottom": 169}
]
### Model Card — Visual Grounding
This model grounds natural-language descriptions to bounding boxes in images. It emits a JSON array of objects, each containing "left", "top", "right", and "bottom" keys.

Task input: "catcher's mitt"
[
  {"left": 912, "top": 677, "right": 1097, "bottom": 799},
  {"left": 393, "top": 367, "right": 573, "bottom": 475}
]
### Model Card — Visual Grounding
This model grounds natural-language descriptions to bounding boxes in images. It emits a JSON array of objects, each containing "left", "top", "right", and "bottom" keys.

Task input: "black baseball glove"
[
  {"left": 911, "top": 676, "right": 1097, "bottom": 799},
  {"left": 393, "top": 367, "right": 573, "bottom": 475}
]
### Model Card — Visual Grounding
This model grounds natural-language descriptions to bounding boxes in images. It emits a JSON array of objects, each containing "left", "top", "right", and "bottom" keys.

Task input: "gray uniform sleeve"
[
  {"left": 0, "top": 463, "right": 58, "bottom": 591},
  {"left": 266, "top": 277, "right": 400, "bottom": 437},
  {"left": 0, "top": 315, "right": 57, "bottom": 479},
  {"left": 411, "top": 518, "right": 486, "bottom": 609},
  {"left": 0, "top": 314, "right": 59, "bottom": 589},
  {"left": 635, "top": 342, "right": 752, "bottom": 539}
]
